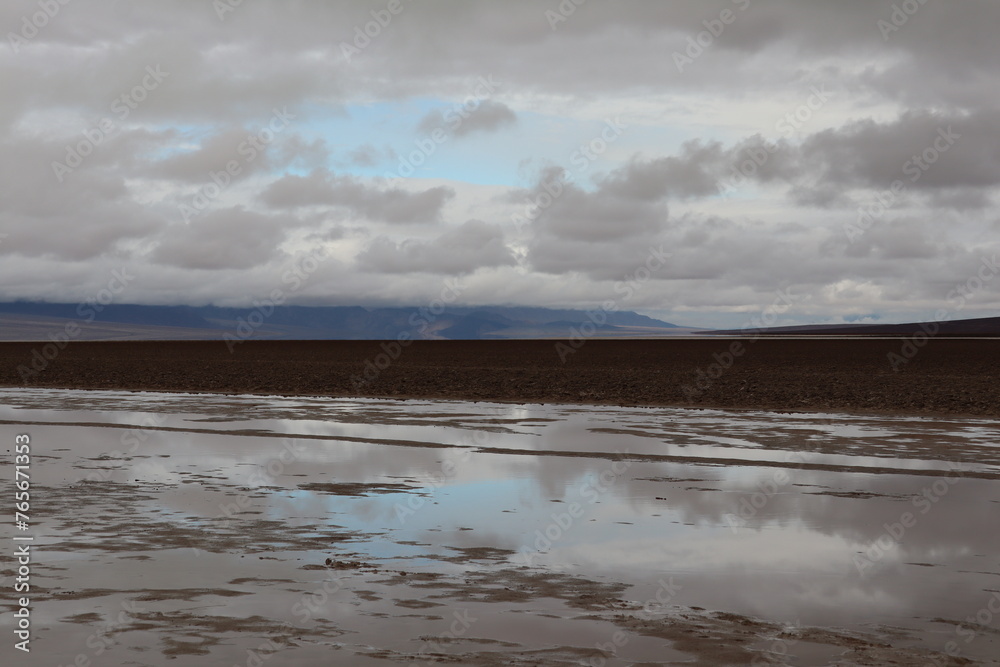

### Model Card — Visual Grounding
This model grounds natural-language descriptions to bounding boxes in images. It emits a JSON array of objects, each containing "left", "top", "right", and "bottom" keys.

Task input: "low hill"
[
  {"left": 711, "top": 316, "right": 1000, "bottom": 337},
  {"left": 0, "top": 302, "right": 684, "bottom": 341}
]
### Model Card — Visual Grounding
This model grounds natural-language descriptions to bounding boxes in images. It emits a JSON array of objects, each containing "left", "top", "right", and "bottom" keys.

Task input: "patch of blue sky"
[
  {"left": 294, "top": 98, "right": 438, "bottom": 161},
  {"left": 290, "top": 100, "right": 699, "bottom": 190},
  {"left": 144, "top": 98, "right": 729, "bottom": 195},
  {"left": 271, "top": 476, "right": 544, "bottom": 546},
  {"left": 142, "top": 123, "right": 214, "bottom": 162}
]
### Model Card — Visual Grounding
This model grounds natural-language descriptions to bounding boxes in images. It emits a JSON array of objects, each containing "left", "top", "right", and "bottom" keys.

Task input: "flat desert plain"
[
  {"left": 1, "top": 338, "right": 999, "bottom": 416},
  {"left": 1, "top": 340, "right": 999, "bottom": 665}
]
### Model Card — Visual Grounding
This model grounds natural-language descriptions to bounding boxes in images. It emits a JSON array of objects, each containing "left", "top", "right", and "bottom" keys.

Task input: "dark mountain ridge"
[
  {"left": 0, "top": 301, "right": 682, "bottom": 341},
  {"left": 710, "top": 316, "right": 1000, "bottom": 337}
]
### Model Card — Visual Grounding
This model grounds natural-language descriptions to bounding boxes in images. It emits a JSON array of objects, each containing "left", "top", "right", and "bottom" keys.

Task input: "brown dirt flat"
[{"left": 1, "top": 338, "right": 998, "bottom": 417}]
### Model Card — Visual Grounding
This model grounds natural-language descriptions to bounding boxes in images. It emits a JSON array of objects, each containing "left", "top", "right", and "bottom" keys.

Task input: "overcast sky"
[{"left": 2, "top": 0, "right": 999, "bottom": 328}]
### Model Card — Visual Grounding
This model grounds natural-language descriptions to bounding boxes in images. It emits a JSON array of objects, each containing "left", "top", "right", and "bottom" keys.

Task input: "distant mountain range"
[
  {"left": 710, "top": 316, "right": 1000, "bottom": 336},
  {"left": 0, "top": 302, "right": 692, "bottom": 341},
  {"left": 3, "top": 301, "right": 996, "bottom": 342}
]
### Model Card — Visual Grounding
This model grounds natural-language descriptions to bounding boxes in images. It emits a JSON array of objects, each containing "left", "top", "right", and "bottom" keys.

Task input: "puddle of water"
[{"left": 0, "top": 388, "right": 998, "bottom": 666}]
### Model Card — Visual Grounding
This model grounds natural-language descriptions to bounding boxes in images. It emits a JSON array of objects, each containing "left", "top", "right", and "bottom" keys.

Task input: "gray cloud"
[
  {"left": 260, "top": 169, "right": 454, "bottom": 224},
  {"left": 358, "top": 220, "right": 517, "bottom": 275},
  {"left": 150, "top": 208, "right": 292, "bottom": 270},
  {"left": 796, "top": 111, "right": 997, "bottom": 192},
  {"left": 347, "top": 143, "right": 390, "bottom": 167},
  {"left": 603, "top": 141, "right": 739, "bottom": 200},
  {"left": 0, "top": 132, "right": 163, "bottom": 260},
  {"left": 148, "top": 128, "right": 268, "bottom": 183},
  {"left": 3, "top": 1, "right": 1000, "bottom": 325},
  {"left": 417, "top": 100, "right": 517, "bottom": 139},
  {"left": 455, "top": 100, "right": 517, "bottom": 137}
]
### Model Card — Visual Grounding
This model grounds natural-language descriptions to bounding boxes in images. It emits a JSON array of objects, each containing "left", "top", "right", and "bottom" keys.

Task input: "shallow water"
[{"left": 0, "top": 388, "right": 998, "bottom": 665}]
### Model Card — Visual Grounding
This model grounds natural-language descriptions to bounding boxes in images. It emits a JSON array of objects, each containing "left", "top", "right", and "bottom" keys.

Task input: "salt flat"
[{"left": 1, "top": 389, "right": 997, "bottom": 665}]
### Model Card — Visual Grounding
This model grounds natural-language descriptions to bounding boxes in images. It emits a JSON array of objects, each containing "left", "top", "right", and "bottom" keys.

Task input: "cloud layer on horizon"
[{"left": 1, "top": 0, "right": 999, "bottom": 328}]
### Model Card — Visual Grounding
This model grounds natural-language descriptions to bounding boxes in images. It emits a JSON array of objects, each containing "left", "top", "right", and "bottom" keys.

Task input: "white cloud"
[{"left": 2, "top": 0, "right": 1000, "bottom": 326}]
